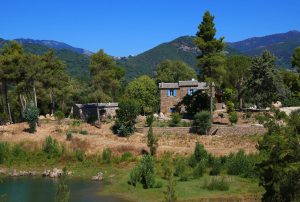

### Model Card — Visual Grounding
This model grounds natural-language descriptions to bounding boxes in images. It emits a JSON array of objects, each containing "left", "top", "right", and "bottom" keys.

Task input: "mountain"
[
  {"left": 118, "top": 30, "right": 300, "bottom": 80},
  {"left": 0, "top": 38, "right": 91, "bottom": 80},
  {"left": 15, "top": 38, "right": 93, "bottom": 56}
]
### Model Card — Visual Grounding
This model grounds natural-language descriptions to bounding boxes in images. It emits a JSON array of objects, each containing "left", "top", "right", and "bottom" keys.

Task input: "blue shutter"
[
  {"left": 187, "top": 88, "right": 190, "bottom": 95},
  {"left": 174, "top": 90, "right": 177, "bottom": 97},
  {"left": 167, "top": 90, "right": 170, "bottom": 97}
]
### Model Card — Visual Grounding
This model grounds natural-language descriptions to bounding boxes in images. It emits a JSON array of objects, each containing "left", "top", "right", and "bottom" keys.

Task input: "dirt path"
[{"left": 0, "top": 120, "right": 260, "bottom": 156}]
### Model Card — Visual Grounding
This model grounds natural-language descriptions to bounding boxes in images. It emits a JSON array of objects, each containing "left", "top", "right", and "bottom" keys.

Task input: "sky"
[{"left": 1, "top": 0, "right": 300, "bottom": 56}]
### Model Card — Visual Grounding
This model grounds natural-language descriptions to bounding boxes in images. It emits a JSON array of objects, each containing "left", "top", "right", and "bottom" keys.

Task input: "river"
[{"left": 0, "top": 177, "right": 126, "bottom": 202}]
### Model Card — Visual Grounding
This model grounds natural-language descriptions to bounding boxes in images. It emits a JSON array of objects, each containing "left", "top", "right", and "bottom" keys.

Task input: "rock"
[
  {"left": 91, "top": 172, "right": 104, "bottom": 181},
  {"left": 153, "top": 113, "right": 159, "bottom": 118},
  {"left": 11, "top": 169, "right": 19, "bottom": 177},
  {"left": 272, "top": 101, "right": 282, "bottom": 108},
  {"left": 49, "top": 168, "right": 63, "bottom": 178},
  {"left": 39, "top": 115, "right": 46, "bottom": 120}
]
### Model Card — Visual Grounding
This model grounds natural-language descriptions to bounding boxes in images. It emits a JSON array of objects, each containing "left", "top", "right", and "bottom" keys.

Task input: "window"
[
  {"left": 167, "top": 89, "right": 177, "bottom": 97},
  {"left": 188, "top": 88, "right": 194, "bottom": 95}
]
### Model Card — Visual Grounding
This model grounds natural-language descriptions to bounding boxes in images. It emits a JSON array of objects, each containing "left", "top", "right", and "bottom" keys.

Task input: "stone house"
[
  {"left": 73, "top": 103, "right": 118, "bottom": 121},
  {"left": 159, "top": 80, "right": 214, "bottom": 114}
]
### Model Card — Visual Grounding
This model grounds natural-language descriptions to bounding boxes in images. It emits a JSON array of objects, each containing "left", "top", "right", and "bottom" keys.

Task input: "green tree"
[
  {"left": 155, "top": 60, "right": 197, "bottom": 83},
  {"left": 194, "top": 11, "right": 225, "bottom": 86},
  {"left": 225, "top": 55, "right": 252, "bottom": 109},
  {"left": 193, "top": 111, "right": 211, "bottom": 135},
  {"left": 164, "top": 173, "right": 177, "bottom": 202},
  {"left": 23, "top": 102, "right": 39, "bottom": 133},
  {"left": 256, "top": 110, "right": 300, "bottom": 201},
  {"left": 124, "top": 75, "right": 158, "bottom": 114},
  {"left": 147, "top": 126, "right": 158, "bottom": 156},
  {"left": 55, "top": 168, "right": 70, "bottom": 202},
  {"left": 292, "top": 47, "right": 300, "bottom": 72},
  {"left": 0, "top": 41, "right": 24, "bottom": 122},
  {"left": 114, "top": 100, "right": 139, "bottom": 137},
  {"left": 89, "top": 49, "right": 125, "bottom": 102},
  {"left": 246, "top": 51, "right": 289, "bottom": 108}
]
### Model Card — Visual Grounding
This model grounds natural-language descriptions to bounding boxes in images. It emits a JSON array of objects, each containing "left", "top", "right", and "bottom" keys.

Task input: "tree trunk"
[
  {"left": 7, "top": 102, "right": 12, "bottom": 123},
  {"left": 50, "top": 90, "right": 54, "bottom": 115},
  {"left": 33, "top": 82, "right": 37, "bottom": 107},
  {"left": 19, "top": 94, "right": 25, "bottom": 112}
]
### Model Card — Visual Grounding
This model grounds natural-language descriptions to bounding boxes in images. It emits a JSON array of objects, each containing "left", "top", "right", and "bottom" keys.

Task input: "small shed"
[{"left": 73, "top": 103, "right": 118, "bottom": 122}]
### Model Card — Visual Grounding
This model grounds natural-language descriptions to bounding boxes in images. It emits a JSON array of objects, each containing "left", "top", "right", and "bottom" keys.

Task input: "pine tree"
[
  {"left": 164, "top": 173, "right": 177, "bottom": 202},
  {"left": 147, "top": 126, "right": 158, "bottom": 156},
  {"left": 292, "top": 47, "right": 300, "bottom": 72},
  {"left": 194, "top": 11, "right": 225, "bottom": 85}
]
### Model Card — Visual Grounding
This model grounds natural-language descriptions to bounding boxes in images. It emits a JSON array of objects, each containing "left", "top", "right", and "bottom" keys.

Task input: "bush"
[
  {"left": 102, "top": 148, "right": 112, "bottom": 164},
  {"left": 147, "top": 126, "right": 158, "bottom": 156},
  {"left": 229, "top": 112, "right": 238, "bottom": 125},
  {"left": 0, "top": 142, "right": 9, "bottom": 164},
  {"left": 79, "top": 130, "right": 88, "bottom": 135},
  {"left": 282, "top": 97, "right": 300, "bottom": 107},
  {"left": 188, "top": 154, "right": 197, "bottom": 168},
  {"left": 11, "top": 144, "right": 26, "bottom": 159},
  {"left": 129, "top": 165, "right": 142, "bottom": 186},
  {"left": 75, "top": 149, "right": 85, "bottom": 162},
  {"left": 193, "top": 111, "right": 211, "bottom": 135},
  {"left": 43, "top": 136, "right": 61, "bottom": 159},
  {"left": 129, "top": 155, "right": 156, "bottom": 189},
  {"left": 194, "top": 142, "right": 208, "bottom": 163},
  {"left": 226, "top": 150, "right": 257, "bottom": 178},
  {"left": 193, "top": 160, "right": 206, "bottom": 178},
  {"left": 174, "top": 158, "right": 185, "bottom": 177},
  {"left": 146, "top": 114, "right": 154, "bottom": 127},
  {"left": 23, "top": 102, "right": 39, "bottom": 133},
  {"left": 114, "top": 100, "right": 140, "bottom": 137},
  {"left": 71, "top": 120, "right": 81, "bottom": 127},
  {"left": 203, "top": 176, "right": 230, "bottom": 191},
  {"left": 66, "top": 132, "right": 72, "bottom": 141},
  {"left": 54, "top": 111, "right": 65, "bottom": 124},
  {"left": 226, "top": 101, "right": 235, "bottom": 113},
  {"left": 210, "top": 158, "right": 222, "bottom": 176},
  {"left": 160, "top": 153, "right": 174, "bottom": 179},
  {"left": 169, "top": 113, "right": 181, "bottom": 127},
  {"left": 120, "top": 152, "right": 134, "bottom": 162}
]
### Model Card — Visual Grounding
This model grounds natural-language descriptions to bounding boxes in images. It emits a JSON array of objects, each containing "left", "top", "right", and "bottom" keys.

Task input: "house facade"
[
  {"left": 159, "top": 80, "right": 214, "bottom": 114},
  {"left": 73, "top": 103, "right": 118, "bottom": 122}
]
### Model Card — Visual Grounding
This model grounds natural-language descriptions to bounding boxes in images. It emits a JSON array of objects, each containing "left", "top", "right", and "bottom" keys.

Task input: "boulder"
[
  {"left": 39, "top": 115, "right": 46, "bottom": 120},
  {"left": 91, "top": 172, "right": 104, "bottom": 181},
  {"left": 49, "top": 168, "right": 63, "bottom": 178}
]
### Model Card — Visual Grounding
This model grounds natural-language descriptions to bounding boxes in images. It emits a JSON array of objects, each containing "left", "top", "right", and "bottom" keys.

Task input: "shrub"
[
  {"left": 129, "top": 165, "right": 141, "bottom": 186},
  {"left": 160, "top": 153, "right": 174, "bottom": 179},
  {"left": 146, "top": 114, "right": 154, "bottom": 127},
  {"left": 193, "top": 111, "right": 211, "bottom": 135},
  {"left": 226, "top": 101, "right": 235, "bottom": 113},
  {"left": 188, "top": 154, "right": 197, "bottom": 168},
  {"left": 23, "top": 102, "right": 39, "bottom": 133},
  {"left": 114, "top": 100, "right": 139, "bottom": 137},
  {"left": 66, "top": 132, "right": 72, "bottom": 141},
  {"left": 11, "top": 144, "right": 26, "bottom": 159},
  {"left": 54, "top": 111, "right": 65, "bottom": 124},
  {"left": 229, "top": 112, "right": 238, "bottom": 125},
  {"left": 174, "top": 158, "right": 185, "bottom": 177},
  {"left": 75, "top": 149, "right": 85, "bottom": 162},
  {"left": 79, "top": 130, "right": 88, "bottom": 135},
  {"left": 43, "top": 136, "right": 61, "bottom": 159},
  {"left": 203, "top": 176, "right": 230, "bottom": 191},
  {"left": 243, "top": 111, "right": 252, "bottom": 119},
  {"left": 102, "top": 148, "right": 112, "bottom": 164},
  {"left": 194, "top": 142, "right": 208, "bottom": 163},
  {"left": 71, "top": 120, "right": 81, "bottom": 127},
  {"left": 0, "top": 142, "right": 9, "bottom": 164},
  {"left": 147, "top": 126, "right": 158, "bottom": 156},
  {"left": 193, "top": 160, "right": 206, "bottom": 178},
  {"left": 226, "top": 150, "right": 257, "bottom": 177},
  {"left": 130, "top": 155, "right": 156, "bottom": 189},
  {"left": 210, "top": 158, "right": 222, "bottom": 176},
  {"left": 140, "top": 155, "right": 156, "bottom": 189},
  {"left": 169, "top": 112, "right": 181, "bottom": 127},
  {"left": 153, "top": 180, "right": 163, "bottom": 188}
]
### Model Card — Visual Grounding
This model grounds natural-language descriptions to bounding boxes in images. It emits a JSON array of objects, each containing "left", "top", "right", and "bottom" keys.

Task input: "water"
[{"left": 0, "top": 177, "right": 125, "bottom": 202}]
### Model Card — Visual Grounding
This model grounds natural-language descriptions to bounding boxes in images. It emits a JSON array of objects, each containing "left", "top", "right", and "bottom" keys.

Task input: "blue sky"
[{"left": 1, "top": 0, "right": 299, "bottom": 56}]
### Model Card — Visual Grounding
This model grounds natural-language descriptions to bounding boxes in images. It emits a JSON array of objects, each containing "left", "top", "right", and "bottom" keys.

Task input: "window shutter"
[
  {"left": 174, "top": 90, "right": 177, "bottom": 97},
  {"left": 167, "top": 90, "right": 170, "bottom": 97},
  {"left": 187, "top": 88, "right": 190, "bottom": 95}
]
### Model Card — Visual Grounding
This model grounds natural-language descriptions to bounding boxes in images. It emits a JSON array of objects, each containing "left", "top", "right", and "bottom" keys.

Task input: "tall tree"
[
  {"left": 0, "top": 41, "right": 24, "bottom": 122},
  {"left": 194, "top": 11, "right": 225, "bottom": 85},
  {"left": 155, "top": 60, "right": 197, "bottom": 83},
  {"left": 124, "top": 75, "right": 158, "bottom": 114},
  {"left": 246, "top": 51, "right": 290, "bottom": 108},
  {"left": 89, "top": 49, "right": 125, "bottom": 102},
  {"left": 225, "top": 55, "right": 252, "bottom": 109},
  {"left": 292, "top": 47, "right": 300, "bottom": 72}
]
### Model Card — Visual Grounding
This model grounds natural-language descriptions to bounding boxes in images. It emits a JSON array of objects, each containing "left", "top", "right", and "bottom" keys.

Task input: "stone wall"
[{"left": 136, "top": 125, "right": 266, "bottom": 136}]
